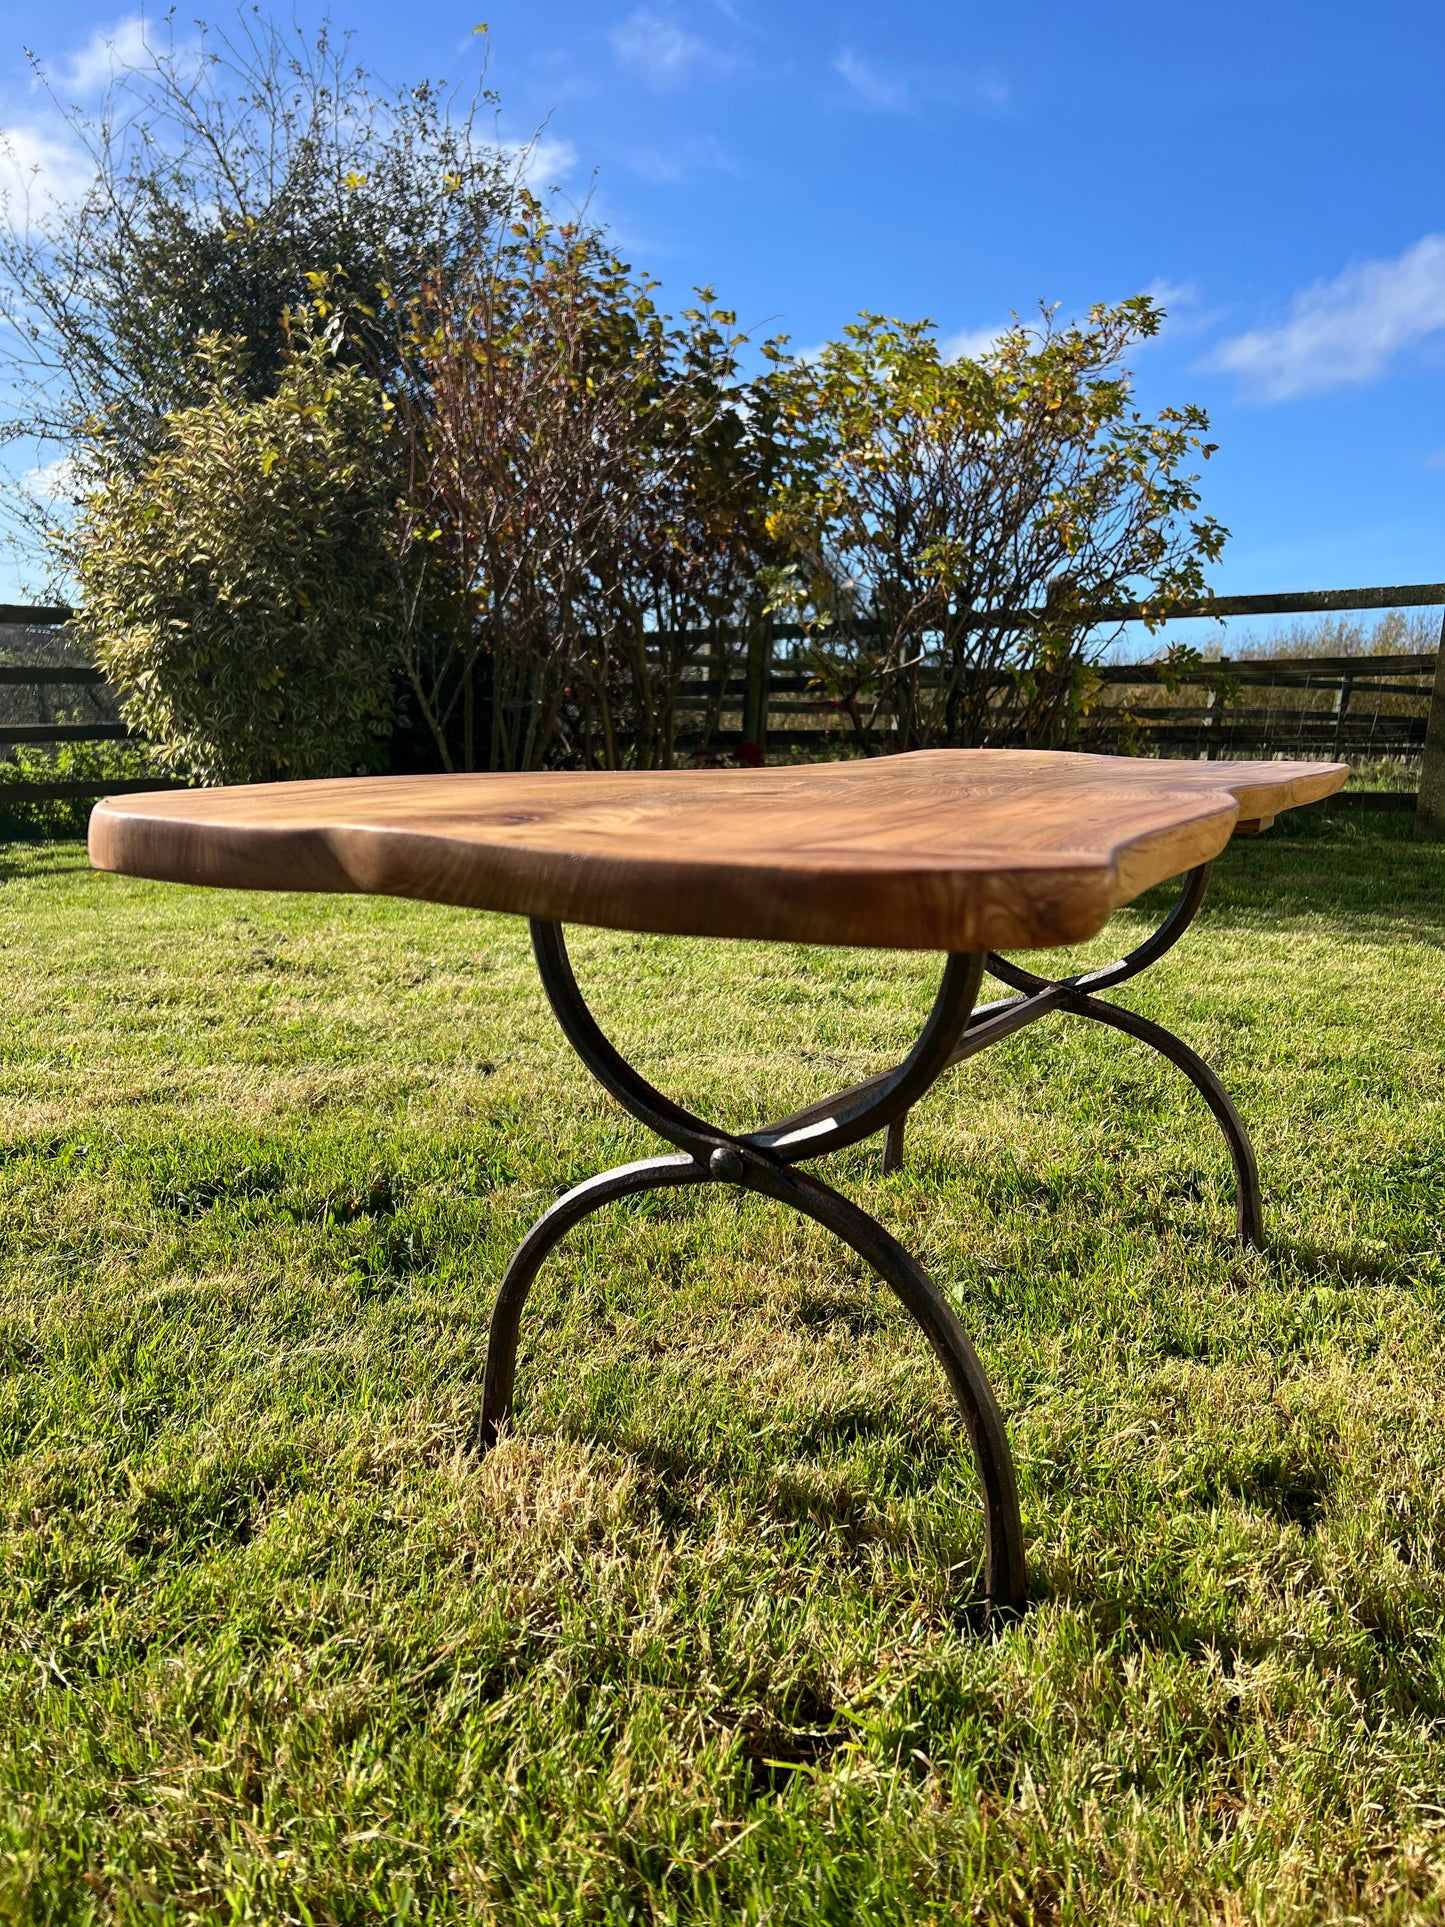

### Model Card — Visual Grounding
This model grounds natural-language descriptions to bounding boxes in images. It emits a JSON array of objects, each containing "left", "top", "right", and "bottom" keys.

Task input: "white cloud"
[
  {"left": 1207, "top": 234, "right": 1445, "bottom": 402},
  {"left": 833, "top": 48, "right": 909, "bottom": 113},
  {"left": 20, "top": 454, "right": 80, "bottom": 504},
  {"left": 1127, "top": 278, "right": 1230, "bottom": 347},
  {"left": 833, "top": 51, "right": 1011, "bottom": 118},
  {"left": 0, "top": 16, "right": 179, "bottom": 221},
  {"left": 1143, "top": 277, "right": 1198, "bottom": 317},
  {"left": 940, "top": 323, "right": 1007, "bottom": 361},
  {"left": 611, "top": 9, "right": 721, "bottom": 86},
  {"left": 58, "top": 15, "right": 153, "bottom": 93},
  {"left": 499, "top": 135, "right": 580, "bottom": 189},
  {"left": 623, "top": 134, "right": 736, "bottom": 184},
  {"left": 0, "top": 123, "right": 92, "bottom": 218}
]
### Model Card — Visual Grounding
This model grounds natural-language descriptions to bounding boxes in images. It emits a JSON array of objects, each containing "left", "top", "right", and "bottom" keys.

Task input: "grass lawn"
[{"left": 1, "top": 811, "right": 1442, "bottom": 1924}]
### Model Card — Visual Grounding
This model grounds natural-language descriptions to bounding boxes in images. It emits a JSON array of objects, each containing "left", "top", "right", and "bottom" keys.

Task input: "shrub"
[
  {"left": 760, "top": 299, "right": 1227, "bottom": 751},
  {"left": 0, "top": 13, "right": 509, "bottom": 502},
  {"left": 0, "top": 739, "right": 169, "bottom": 836},
  {"left": 71, "top": 327, "right": 403, "bottom": 784},
  {"left": 392, "top": 201, "right": 783, "bottom": 770}
]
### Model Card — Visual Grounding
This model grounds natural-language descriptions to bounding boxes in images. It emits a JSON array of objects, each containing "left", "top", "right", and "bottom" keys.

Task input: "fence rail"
[
  {"left": 4, "top": 586, "right": 1444, "bottom": 834},
  {"left": 664, "top": 644, "right": 1438, "bottom": 789},
  {"left": 0, "top": 623, "right": 183, "bottom": 807},
  {"left": 666, "top": 585, "right": 1444, "bottom": 833},
  {"left": 0, "top": 663, "right": 105, "bottom": 685}
]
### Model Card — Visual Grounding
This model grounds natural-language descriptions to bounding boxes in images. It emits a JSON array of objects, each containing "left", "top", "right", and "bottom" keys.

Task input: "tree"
[
  {"left": 70, "top": 325, "right": 401, "bottom": 784},
  {"left": 392, "top": 199, "right": 783, "bottom": 771},
  {"left": 760, "top": 299, "right": 1227, "bottom": 751},
  {"left": 0, "top": 10, "right": 511, "bottom": 570}
]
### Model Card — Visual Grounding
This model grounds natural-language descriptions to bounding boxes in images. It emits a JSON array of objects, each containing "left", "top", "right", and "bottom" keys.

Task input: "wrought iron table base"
[
  {"left": 479, "top": 922, "right": 1029, "bottom": 1620},
  {"left": 478, "top": 862, "right": 1258, "bottom": 1625}
]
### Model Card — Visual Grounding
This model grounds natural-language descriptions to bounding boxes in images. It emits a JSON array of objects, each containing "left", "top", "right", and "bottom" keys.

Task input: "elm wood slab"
[
  {"left": 88, "top": 750, "right": 1345, "bottom": 954},
  {"left": 89, "top": 750, "right": 1347, "bottom": 1621}
]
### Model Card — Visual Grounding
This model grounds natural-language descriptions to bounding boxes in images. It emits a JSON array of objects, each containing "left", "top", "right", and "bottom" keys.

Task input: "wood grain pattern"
[{"left": 88, "top": 750, "right": 1348, "bottom": 953}]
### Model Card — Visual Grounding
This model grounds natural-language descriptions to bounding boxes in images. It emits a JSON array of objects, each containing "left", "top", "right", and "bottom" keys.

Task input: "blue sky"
[{"left": 2, "top": 0, "right": 1443, "bottom": 614}]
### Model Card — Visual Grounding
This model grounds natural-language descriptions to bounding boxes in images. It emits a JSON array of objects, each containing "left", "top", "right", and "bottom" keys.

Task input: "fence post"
[
  {"left": 742, "top": 618, "right": 773, "bottom": 751},
  {"left": 1202, "top": 674, "right": 1221, "bottom": 760},
  {"left": 1416, "top": 611, "right": 1445, "bottom": 838},
  {"left": 1330, "top": 672, "right": 1354, "bottom": 762}
]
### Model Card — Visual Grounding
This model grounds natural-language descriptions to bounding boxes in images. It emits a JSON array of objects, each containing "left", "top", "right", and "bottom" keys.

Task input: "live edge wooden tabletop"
[{"left": 88, "top": 750, "right": 1348, "bottom": 955}]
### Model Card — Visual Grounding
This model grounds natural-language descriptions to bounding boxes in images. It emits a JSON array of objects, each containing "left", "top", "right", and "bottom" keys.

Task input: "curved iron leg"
[
  {"left": 478, "top": 1154, "right": 704, "bottom": 1448},
  {"left": 527, "top": 916, "right": 988, "bottom": 1169},
  {"left": 1066, "top": 992, "right": 1265, "bottom": 1249},
  {"left": 986, "top": 861, "right": 1215, "bottom": 998},
  {"left": 744, "top": 1155, "right": 1027, "bottom": 1618},
  {"left": 479, "top": 926, "right": 1026, "bottom": 1621},
  {"left": 477, "top": 1145, "right": 1026, "bottom": 1620}
]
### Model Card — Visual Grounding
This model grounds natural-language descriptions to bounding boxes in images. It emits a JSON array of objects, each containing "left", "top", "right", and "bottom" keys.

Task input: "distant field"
[
  {"left": 1103, "top": 604, "right": 1441, "bottom": 665},
  {"left": 1, "top": 813, "right": 1442, "bottom": 1923}
]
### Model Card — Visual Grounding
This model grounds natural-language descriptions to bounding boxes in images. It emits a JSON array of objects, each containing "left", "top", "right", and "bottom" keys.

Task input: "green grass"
[{"left": 1, "top": 812, "right": 1442, "bottom": 1924}]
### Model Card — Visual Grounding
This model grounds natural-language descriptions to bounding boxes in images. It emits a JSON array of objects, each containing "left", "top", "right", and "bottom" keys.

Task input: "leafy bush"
[
  {"left": 3, "top": 12, "right": 1234, "bottom": 778},
  {"left": 71, "top": 328, "right": 403, "bottom": 784},
  {"left": 1, "top": 14, "right": 508, "bottom": 504},
  {"left": 761, "top": 300, "right": 1227, "bottom": 751},
  {"left": 392, "top": 201, "right": 783, "bottom": 771}
]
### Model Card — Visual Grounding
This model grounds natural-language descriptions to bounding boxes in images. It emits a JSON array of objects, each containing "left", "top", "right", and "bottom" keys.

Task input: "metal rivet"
[{"left": 708, "top": 1145, "right": 745, "bottom": 1184}]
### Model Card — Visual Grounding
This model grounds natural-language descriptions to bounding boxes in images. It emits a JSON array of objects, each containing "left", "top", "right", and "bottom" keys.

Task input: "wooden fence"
[
  {"left": 691, "top": 636, "right": 1438, "bottom": 760},
  {"left": 5, "top": 585, "right": 1445, "bottom": 834},
  {"left": 676, "top": 583, "right": 1445, "bottom": 832},
  {"left": 0, "top": 626, "right": 184, "bottom": 802}
]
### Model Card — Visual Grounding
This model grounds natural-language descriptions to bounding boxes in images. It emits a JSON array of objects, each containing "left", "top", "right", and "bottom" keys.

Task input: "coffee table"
[{"left": 90, "top": 749, "right": 1347, "bottom": 1618}]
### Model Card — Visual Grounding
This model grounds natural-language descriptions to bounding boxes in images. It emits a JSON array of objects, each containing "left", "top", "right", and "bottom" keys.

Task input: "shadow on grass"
[
  {"left": 0, "top": 838, "right": 93, "bottom": 879},
  {"left": 1266, "top": 1232, "right": 1427, "bottom": 1288},
  {"left": 1199, "top": 816, "right": 1445, "bottom": 935},
  {"left": 1037, "top": 1566, "right": 1445, "bottom": 1724}
]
